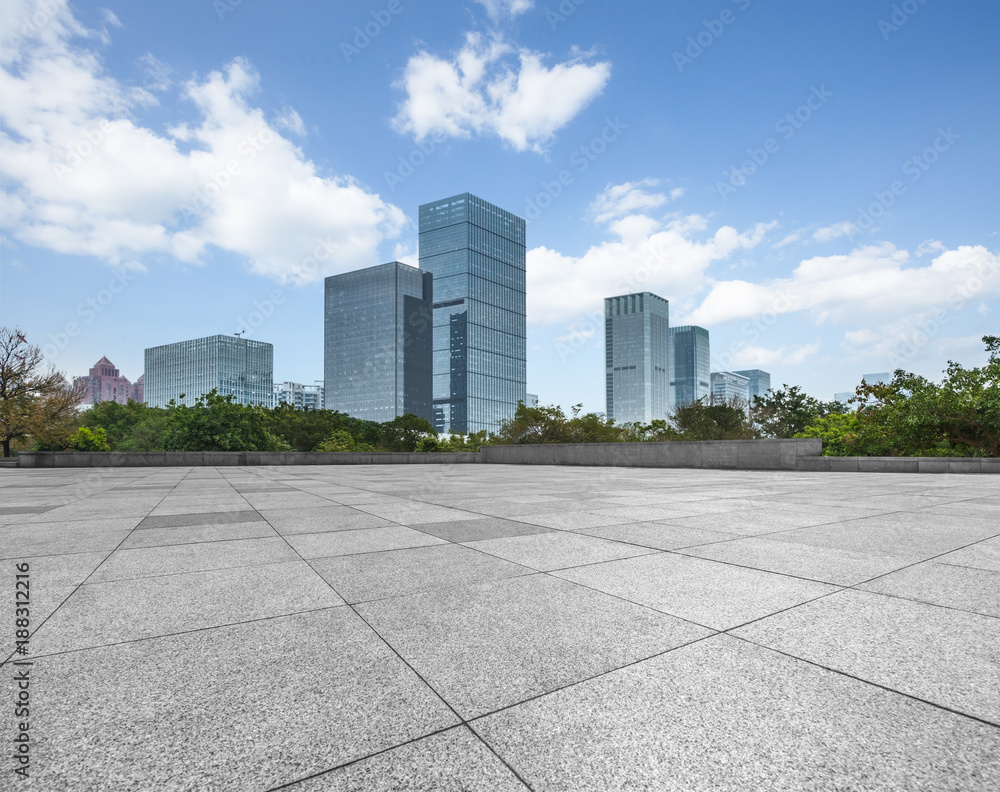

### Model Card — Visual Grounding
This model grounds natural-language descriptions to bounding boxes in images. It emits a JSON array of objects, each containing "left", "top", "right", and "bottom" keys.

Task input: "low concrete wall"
[
  {"left": 796, "top": 456, "right": 1000, "bottom": 474},
  {"left": 15, "top": 451, "right": 481, "bottom": 468},
  {"left": 480, "top": 439, "right": 821, "bottom": 471}
]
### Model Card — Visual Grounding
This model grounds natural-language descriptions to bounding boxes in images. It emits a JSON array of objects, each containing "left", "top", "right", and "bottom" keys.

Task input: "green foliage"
[
  {"left": 67, "top": 426, "right": 111, "bottom": 451},
  {"left": 160, "top": 390, "right": 289, "bottom": 452},
  {"left": 377, "top": 413, "right": 437, "bottom": 451},
  {"left": 795, "top": 413, "right": 860, "bottom": 456},
  {"left": 314, "top": 429, "right": 376, "bottom": 452},
  {"left": 751, "top": 385, "right": 824, "bottom": 438},
  {"left": 80, "top": 400, "right": 166, "bottom": 450},
  {"left": 266, "top": 402, "right": 379, "bottom": 452},
  {"left": 492, "top": 402, "right": 626, "bottom": 444},
  {"left": 672, "top": 400, "right": 757, "bottom": 441}
]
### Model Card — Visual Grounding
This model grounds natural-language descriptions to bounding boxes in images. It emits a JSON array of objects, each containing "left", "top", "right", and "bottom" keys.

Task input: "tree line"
[{"left": 1, "top": 326, "right": 997, "bottom": 457}]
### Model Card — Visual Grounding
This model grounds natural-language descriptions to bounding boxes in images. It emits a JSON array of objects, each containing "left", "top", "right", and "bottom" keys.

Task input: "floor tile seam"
[
  {"left": 848, "top": 529, "right": 1000, "bottom": 588},
  {"left": 261, "top": 725, "right": 483, "bottom": 792},
  {"left": 726, "top": 633, "right": 1000, "bottom": 730},
  {"left": 713, "top": 583, "right": 858, "bottom": 636},
  {"left": 463, "top": 546, "right": 664, "bottom": 575},
  {"left": 659, "top": 547, "right": 855, "bottom": 588},
  {"left": 0, "top": 547, "right": 133, "bottom": 563},
  {"left": 343, "top": 568, "right": 542, "bottom": 608},
  {"left": 843, "top": 585, "right": 1000, "bottom": 620},
  {"left": 934, "top": 560, "right": 1000, "bottom": 575},
  {"left": 5, "top": 472, "right": 192, "bottom": 667},
  {"left": 462, "top": 722, "right": 539, "bottom": 792},
  {"left": 81, "top": 555, "right": 315, "bottom": 587},
  {"left": 0, "top": 602, "right": 351, "bottom": 667},
  {"left": 290, "top": 537, "right": 451, "bottom": 563}
]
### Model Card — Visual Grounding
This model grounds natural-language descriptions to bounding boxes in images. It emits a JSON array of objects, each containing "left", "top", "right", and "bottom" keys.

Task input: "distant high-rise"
[
  {"left": 274, "top": 382, "right": 324, "bottom": 411},
  {"left": 324, "top": 261, "right": 433, "bottom": 423},
  {"left": 670, "top": 325, "right": 711, "bottom": 408},
  {"left": 74, "top": 356, "right": 141, "bottom": 406},
  {"left": 144, "top": 335, "right": 273, "bottom": 408},
  {"left": 863, "top": 372, "right": 890, "bottom": 384},
  {"left": 605, "top": 292, "right": 670, "bottom": 424},
  {"left": 419, "top": 193, "right": 526, "bottom": 435},
  {"left": 711, "top": 371, "right": 751, "bottom": 404},
  {"left": 733, "top": 369, "right": 771, "bottom": 400}
]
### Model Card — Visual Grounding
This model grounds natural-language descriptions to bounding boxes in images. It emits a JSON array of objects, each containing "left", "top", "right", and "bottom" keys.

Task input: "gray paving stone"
[
  {"left": 859, "top": 562, "right": 1000, "bottom": 617},
  {"left": 282, "top": 727, "right": 529, "bottom": 791},
  {"left": 119, "top": 520, "right": 278, "bottom": 549},
  {"left": 935, "top": 537, "right": 1000, "bottom": 572},
  {"left": 465, "top": 531, "right": 656, "bottom": 571},
  {"left": 286, "top": 525, "right": 447, "bottom": 559},
  {"left": 27, "top": 609, "right": 458, "bottom": 791},
  {"left": 409, "top": 516, "right": 552, "bottom": 543},
  {"left": 475, "top": 635, "right": 1000, "bottom": 792},
  {"left": 30, "top": 560, "right": 344, "bottom": 654},
  {"left": 358, "top": 574, "right": 712, "bottom": 718},
  {"left": 578, "top": 521, "right": 738, "bottom": 551},
  {"left": 138, "top": 510, "right": 263, "bottom": 529},
  {"left": 659, "top": 506, "right": 859, "bottom": 536},
  {"left": 2, "top": 520, "right": 139, "bottom": 559},
  {"left": 261, "top": 505, "right": 398, "bottom": 535},
  {"left": 352, "top": 503, "right": 484, "bottom": 525},
  {"left": 312, "top": 544, "right": 532, "bottom": 604},
  {"left": 554, "top": 552, "right": 839, "bottom": 630},
  {"left": 733, "top": 589, "right": 1000, "bottom": 723},
  {"left": 88, "top": 537, "right": 299, "bottom": 583}
]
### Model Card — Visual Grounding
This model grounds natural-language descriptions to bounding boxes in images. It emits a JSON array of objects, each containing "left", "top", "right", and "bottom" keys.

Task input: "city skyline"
[{"left": 2, "top": 1, "right": 998, "bottom": 415}]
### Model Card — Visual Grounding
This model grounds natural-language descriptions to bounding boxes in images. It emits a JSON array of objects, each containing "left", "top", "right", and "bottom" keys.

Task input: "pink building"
[{"left": 75, "top": 356, "right": 143, "bottom": 406}]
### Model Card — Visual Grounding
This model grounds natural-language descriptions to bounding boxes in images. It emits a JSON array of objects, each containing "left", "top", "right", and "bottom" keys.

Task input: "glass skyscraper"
[
  {"left": 324, "top": 261, "right": 433, "bottom": 423},
  {"left": 144, "top": 335, "right": 274, "bottom": 408},
  {"left": 733, "top": 369, "right": 771, "bottom": 400},
  {"left": 605, "top": 292, "right": 670, "bottom": 424},
  {"left": 670, "top": 325, "right": 711, "bottom": 408},
  {"left": 418, "top": 193, "right": 526, "bottom": 435},
  {"left": 711, "top": 370, "right": 751, "bottom": 404}
]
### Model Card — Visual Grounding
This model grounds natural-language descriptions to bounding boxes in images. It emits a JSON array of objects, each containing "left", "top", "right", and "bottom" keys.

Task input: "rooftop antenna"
[{"left": 235, "top": 331, "right": 245, "bottom": 338}]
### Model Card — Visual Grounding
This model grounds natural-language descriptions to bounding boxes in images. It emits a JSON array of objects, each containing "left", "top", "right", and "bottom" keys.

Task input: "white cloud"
[
  {"left": 0, "top": 0, "right": 405, "bottom": 284},
  {"left": 916, "top": 239, "right": 946, "bottom": 256},
  {"left": 274, "top": 106, "right": 306, "bottom": 136},
  {"left": 475, "top": 0, "right": 534, "bottom": 21},
  {"left": 588, "top": 179, "right": 681, "bottom": 224},
  {"left": 392, "top": 33, "right": 611, "bottom": 153},
  {"left": 528, "top": 201, "right": 775, "bottom": 327},
  {"left": 723, "top": 341, "right": 821, "bottom": 367},
  {"left": 812, "top": 221, "right": 855, "bottom": 243}
]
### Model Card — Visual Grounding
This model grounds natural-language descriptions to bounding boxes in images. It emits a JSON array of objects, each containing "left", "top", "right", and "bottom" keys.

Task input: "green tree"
[
  {"left": 266, "top": 402, "right": 379, "bottom": 452},
  {"left": 795, "top": 413, "right": 861, "bottom": 456},
  {"left": 80, "top": 399, "right": 167, "bottom": 450},
  {"left": 751, "top": 385, "right": 824, "bottom": 438},
  {"left": 68, "top": 426, "right": 111, "bottom": 451},
  {"left": 161, "top": 390, "right": 289, "bottom": 452},
  {"left": 377, "top": 413, "right": 436, "bottom": 451},
  {"left": 314, "top": 429, "right": 376, "bottom": 452},
  {"left": 672, "top": 399, "right": 757, "bottom": 440},
  {"left": 0, "top": 327, "right": 82, "bottom": 456}
]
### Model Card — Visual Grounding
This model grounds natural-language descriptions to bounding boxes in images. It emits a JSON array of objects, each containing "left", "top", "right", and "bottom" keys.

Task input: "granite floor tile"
[
  {"left": 554, "top": 552, "right": 839, "bottom": 630},
  {"left": 465, "top": 531, "right": 656, "bottom": 571},
  {"left": 138, "top": 510, "right": 263, "bottom": 529},
  {"left": 733, "top": 589, "right": 1000, "bottom": 723},
  {"left": 261, "top": 506, "right": 398, "bottom": 535},
  {"left": 475, "top": 635, "right": 1000, "bottom": 792},
  {"left": 3, "top": 520, "right": 139, "bottom": 559},
  {"left": 934, "top": 537, "right": 1000, "bottom": 572},
  {"left": 286, "top": 525, "right": 447, "bottom": 559},
  {"left": 358, "top": 574, "right": 713, "bottom": 718},
  {"left": 119, "top": 520, "right": 278, "bottom": 549},
  {"left": 409, "top": 516, "right": 552, "bottom": 543},
  {"left": 30, "top": 560, "right": 344, "bottom": 654},
  {"left": 858, "top": 561, "right": 1000, "bottom": 617},
  {"left": 27, "top": 609, "right": 458, "bottom": 791},
  {"left": 578, "top": 521, "right": 738, "bottom": 551},
  {"left": 312, "top": 544, "right": 533, "bottom": 603}
]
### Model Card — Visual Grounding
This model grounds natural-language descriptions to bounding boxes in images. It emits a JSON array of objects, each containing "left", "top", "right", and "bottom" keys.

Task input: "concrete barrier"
[{"left": 15, "top": 451, "right": 481, "bottom": 468}]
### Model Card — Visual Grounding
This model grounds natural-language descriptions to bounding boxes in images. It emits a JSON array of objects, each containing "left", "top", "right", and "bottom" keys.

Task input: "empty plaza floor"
[{"left": 2, "top": 463, "right": 999, "bottom": 791}]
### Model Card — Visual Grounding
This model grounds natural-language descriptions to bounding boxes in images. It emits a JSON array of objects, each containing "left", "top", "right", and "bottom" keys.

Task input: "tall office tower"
[
  {"left": 669, "top": 325, "right": 711, "bottom": 408},
  {"left": 733, "top": 369, "right": 771, "bottom": 400},
  {"left": 324, "top": 261, "right": 433, "bottom": 423},
  {"left": 418, "top": 193, "right": 526, "bottom": 435},
  {"left": 711, "top": 371, "right": 751, "bottom": 404},
  {"left": 274, "top": 382, "right": 324, "bottom": 411},
  {"left": 144, "top": 335, "right": 274, "bottom": 408},
  {"left": 604, "top": 292, "right": 670, "bottom": 424},
  {"left": 74, "top": 356, "right": 138, "bottom": 406}
]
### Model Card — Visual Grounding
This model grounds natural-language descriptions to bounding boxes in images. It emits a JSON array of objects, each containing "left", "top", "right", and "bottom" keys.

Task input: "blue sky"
[{"left": 2, "top": 0, "right": 998, "bottom": 413}]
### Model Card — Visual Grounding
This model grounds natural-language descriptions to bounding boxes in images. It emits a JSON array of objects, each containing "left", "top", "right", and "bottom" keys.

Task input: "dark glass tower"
[
  {"left": 324, "top": 261, "right": 433, "bottom": 423},
  {"left": 605, "top": 292, "right": 670, "bottom": 424},
  {"left": 669, "top": 325, "right": 711, "bottom": 408},
  {"left": 418, "top": 193, "right": 526, "bottom": 435}
]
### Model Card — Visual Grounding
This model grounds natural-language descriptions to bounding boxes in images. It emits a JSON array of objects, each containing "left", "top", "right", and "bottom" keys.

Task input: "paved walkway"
[{"left": 2, "top": 465, "right": 998, "bottom": 790}]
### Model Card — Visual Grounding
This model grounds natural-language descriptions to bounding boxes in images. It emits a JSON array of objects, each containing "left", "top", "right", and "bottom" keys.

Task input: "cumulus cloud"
[
  {"left": 0, "top": 0, "right": 404, "bottom": 284},
  {"left": 527, "top": 200, "right": 775, "bottom": 327},
  {"left": 475, "top": 0, "right": 534, "bottom": 21},
  {"left": 587, "top": 180, "right": 682, "bottom": 224},
  {"left": 722, "top": 341, "right": 822, "bottom": 368},
  {"left": 812, "top": 221, "right": 855, "bottom": 243},
  {"left": 392, "top": 33, "right": 611, "bottom": 153}
]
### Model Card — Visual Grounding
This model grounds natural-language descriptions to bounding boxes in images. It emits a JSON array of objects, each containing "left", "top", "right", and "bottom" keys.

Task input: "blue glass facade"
[
  {"left": 669, "top": 325, "right": 711, "bottom": 408},
  {"left": 605, "top": 292, "right": 670, "bottom": 424},
  {"left": 419, "top": 193, "right": 526, "bottom": 435},
  {"left": 324, "top": 262, "right": 433, "bottom": 423},
  {"left": 144, "top": 335, "right": 274, "bottom": 408},
  {"left": 732, "top": 369, "right": 771, "bottom": 400},
  {"left": 711, "top": 370, "right": 751, "bottom": 404}
]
